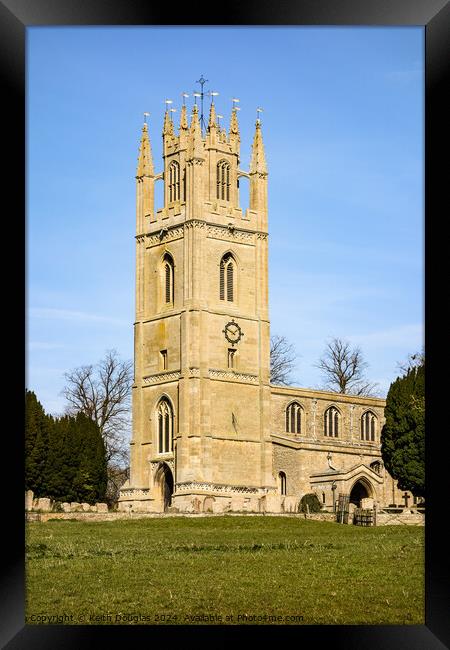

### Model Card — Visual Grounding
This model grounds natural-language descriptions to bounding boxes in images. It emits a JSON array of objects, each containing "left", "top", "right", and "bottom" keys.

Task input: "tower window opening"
[
  {"left": 220, "top": 254, "right": 235, "bottom": 302},
  {"left": 217, "top": 160, "right": 230, "bottom": 201},
  {"left": 157, "top": 398, "right": 174, "bottom": 454},
  {"left": 160, "top": 350, "right": 168, "bottom": 370},
  {"left": 163, "top": 254, "right": 174, "bottom": 305},
  {"left": 228, "top": 348, "right": 236, "bottom": 369},
  {"left": 168, "top": 161, "right": 180, "bottom": 203}
]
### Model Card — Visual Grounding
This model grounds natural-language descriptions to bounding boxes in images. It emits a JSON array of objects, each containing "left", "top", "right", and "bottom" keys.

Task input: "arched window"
[
  {"left": 220, "top": 254, "right": 235, "bottom": 302},
  {"left": 168, "top": 161, "right": 180, "bottom": 203},
  {"left": 279, "top": 471, "right": 287, "bottom": 496},
  {"left": 285, "top": 402, "right": 302, "bottom": 434},
  {"left": 217, "top": 160, "right": 230, "bottom": 201},
  {"left": 163, "top": 253, "right": 174, "bottom": 305},
  {"left": 361, "top": 411, "right": 377, "bottom": 441},
  {"left": 324, "top": 406, "right": 339, "bottom": 437},
  {"left": 156, "top": 398, "right": 174, "bottom": 454}
]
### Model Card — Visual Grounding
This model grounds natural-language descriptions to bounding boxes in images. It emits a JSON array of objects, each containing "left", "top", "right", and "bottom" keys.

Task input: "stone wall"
[{"left": 25, "top": 491, "right": 108, "bottom": 514}]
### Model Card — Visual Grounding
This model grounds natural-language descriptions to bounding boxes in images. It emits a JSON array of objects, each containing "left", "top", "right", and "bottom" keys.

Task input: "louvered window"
[
  {"left": 168, "top": 161, "right": 180, "bottom": 203},
  {"left": 217, "top": 160, "right": 230, "bottom": 201},
  {"left": 220, "top": 254, "right": 235, "bottom": 302}
]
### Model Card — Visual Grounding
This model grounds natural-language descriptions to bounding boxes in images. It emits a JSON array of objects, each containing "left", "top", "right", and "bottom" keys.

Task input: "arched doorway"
[
  {"left": 154, "top": 463, "right": 174, "bottom": 512},
  {"left": 349, "top": 480, "right": 371, "bottom": 506}
]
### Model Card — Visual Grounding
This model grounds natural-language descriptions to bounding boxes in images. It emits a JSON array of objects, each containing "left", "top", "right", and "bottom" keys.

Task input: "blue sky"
[{"left": 27, "top": 26, "right": 424, "bottom": 415}]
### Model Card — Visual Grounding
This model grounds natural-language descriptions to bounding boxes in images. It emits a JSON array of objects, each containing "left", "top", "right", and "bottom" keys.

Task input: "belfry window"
[
  {"left": 163, "top": 253, "right": 174, "bottom": 305},
  {"left": 157, "top": 398, "right": 174, "bottom": 454},
  {"left": 324, "top": 406, "right": 339, "bottom": 437},
  {"left": 168, "top": 161, "right": 180, "bottom": 203},
  {"left": 217, "top": 160, "right": 230, "bottom": 201},
  {"left": 220, "top": 254, "right": 235, "bottom": 302},
  {"left": 361, "top": 411, "right": 377, "bottom": 441},
  {"left": 285, "top": 402, "right": 302, "bottom": 434}
]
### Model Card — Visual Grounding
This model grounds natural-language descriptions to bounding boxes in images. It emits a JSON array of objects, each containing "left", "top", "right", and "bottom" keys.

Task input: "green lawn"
[{"left": 25, "top": 516, "right": 424, "bottom": 625}]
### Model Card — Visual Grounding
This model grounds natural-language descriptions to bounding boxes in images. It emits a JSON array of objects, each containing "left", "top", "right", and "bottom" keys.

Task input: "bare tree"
[
  {"left": 315, "top": 337, "right": 379, "bottom": 396},
  {"left": 270, "top": 334, "right": 298, "bottom": 385},
  {"left": 62, "top": 349, "right": 133, "bottom": 466},
  {"left": 397, "top": 349, "right": 425, "bottom": 375},
  {"left": 105, "top": 464, "right": 130, "bottom": 507}
]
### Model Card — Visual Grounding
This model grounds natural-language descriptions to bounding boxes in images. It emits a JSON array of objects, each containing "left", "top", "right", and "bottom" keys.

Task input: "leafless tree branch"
[
  {"left": 270, "top": 334, "right": 298, "bottom": 386},
  {"left": 315, "top": 337, "right": 379, "bottom": 396},
  {"left": 61, "top": 349, "right": 133, "bottom": 466}
]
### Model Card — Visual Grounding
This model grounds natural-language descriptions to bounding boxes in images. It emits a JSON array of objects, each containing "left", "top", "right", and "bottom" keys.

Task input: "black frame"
[{"left": 5, "top": 0, "right": 448, "bottom": 647}]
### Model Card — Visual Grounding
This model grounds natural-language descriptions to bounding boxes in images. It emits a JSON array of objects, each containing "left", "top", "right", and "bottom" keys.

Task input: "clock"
[{"left": 223, "top": 320, "right": 243, "bottom": 346}]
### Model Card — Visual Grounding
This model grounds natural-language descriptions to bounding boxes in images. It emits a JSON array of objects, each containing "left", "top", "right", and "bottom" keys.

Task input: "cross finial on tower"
[{"left": 195, "top": 74, "right": 209, "bottom": 133}]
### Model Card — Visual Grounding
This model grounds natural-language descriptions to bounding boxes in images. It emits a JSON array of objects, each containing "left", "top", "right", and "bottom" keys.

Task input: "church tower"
[{"left": 119, "top": 90, "right": 276, "bottom": 512}]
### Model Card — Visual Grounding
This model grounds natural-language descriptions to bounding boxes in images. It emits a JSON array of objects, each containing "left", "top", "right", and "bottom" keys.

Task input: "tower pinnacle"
[
  {"left": 250, "top": 118, "right": 267, "bottom": 175},
  {"left": 136, "top": 121, "right": 154, "bottom": 177}
]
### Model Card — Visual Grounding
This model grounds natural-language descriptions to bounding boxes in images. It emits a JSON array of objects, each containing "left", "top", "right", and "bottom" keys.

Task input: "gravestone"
[
  {"left": 25, "top": 490, "right": 34, "bottom": 511},
  {"left": 36, "top": 497, "right": 51, "bottom": 511}
]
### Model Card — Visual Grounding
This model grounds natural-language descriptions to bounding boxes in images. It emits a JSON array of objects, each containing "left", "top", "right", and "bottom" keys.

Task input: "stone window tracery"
[
  {"left": 324, "top": 406, "right": 339, "bottom": 437},
  {"left": 157, "top": 398, "right": 174, "bottom": 454},
  {"left": 285, "top": 402, "right": 302, "bottom": 434},
  {"left": 361, "top": 410, "right": 377, "bottom": 441},
  {"left": 220, "top": 254, "right": 235, "bottom": 302},
  {"left": 217, "top": 160, "right": 230, "bottom": 201},
  {"left": 168, "top": 160, "right": 180, "bottom": 202}
]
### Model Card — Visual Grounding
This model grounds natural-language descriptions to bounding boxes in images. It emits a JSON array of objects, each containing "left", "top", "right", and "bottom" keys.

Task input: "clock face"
[{"left": 223, "top": 320, "right": 243, "bottom": 345}]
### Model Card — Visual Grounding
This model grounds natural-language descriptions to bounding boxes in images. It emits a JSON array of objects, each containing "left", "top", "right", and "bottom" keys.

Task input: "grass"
[{"left": 25, "top": 516, "right": 424, "bottom": 625}]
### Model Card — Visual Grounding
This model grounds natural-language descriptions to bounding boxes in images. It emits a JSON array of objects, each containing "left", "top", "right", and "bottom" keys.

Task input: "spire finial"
[
  {"left": 256, "top": 106, "right": 263, "bottom": 125},
  {"left": 163, "top": 99, "right": 174, "bottom": 136},
  {"left": 194, "top": 74, "right": 209, "bottom": 133}
]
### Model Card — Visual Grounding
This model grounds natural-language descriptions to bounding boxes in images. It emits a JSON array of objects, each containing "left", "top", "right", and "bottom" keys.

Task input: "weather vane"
[
  {"left": 181, "top": 92, "right": 189, "bottom": 105},
  {"left": 256, "top": 107, "right": 263, "bottom": 122},
  {"left": 195, "top": 74, "right": 209, "bottom": 132},
  {"left": 208, "top": 90, "right": 219, "bottom": 104},
  {"left": 143, "top": 112, "right": 150, "bottom": 124}
]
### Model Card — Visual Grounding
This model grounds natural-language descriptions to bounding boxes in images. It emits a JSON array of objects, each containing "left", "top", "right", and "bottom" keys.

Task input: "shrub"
[{"left": 299, "top": 493, "right": 322, "bottom": 513}]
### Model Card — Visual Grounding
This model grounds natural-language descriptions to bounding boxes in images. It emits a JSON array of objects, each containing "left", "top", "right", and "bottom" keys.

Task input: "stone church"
[{"left": 119, "top": 93, "right": 406, "bottom": 514}]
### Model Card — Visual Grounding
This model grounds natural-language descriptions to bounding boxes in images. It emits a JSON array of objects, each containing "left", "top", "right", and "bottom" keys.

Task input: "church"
[{"left": 119, "top": 89, "right": 406, "bottom": 514}]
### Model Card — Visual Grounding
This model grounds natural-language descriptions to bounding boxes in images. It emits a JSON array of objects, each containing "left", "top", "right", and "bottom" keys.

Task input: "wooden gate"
[{"left": 336, "top": 493, "right": 350, "bottom": 524}]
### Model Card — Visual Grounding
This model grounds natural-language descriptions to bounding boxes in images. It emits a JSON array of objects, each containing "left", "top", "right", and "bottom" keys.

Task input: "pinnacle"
[
  {"left": 250, "top": 119, "right": 267, "bottom": 174},
  {"left": 137, "top": 121, "right": 154, "bottom": 176}
]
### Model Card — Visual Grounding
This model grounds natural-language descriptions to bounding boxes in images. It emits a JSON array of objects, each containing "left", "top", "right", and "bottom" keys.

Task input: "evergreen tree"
[
  {"left": 43, "top": 415, "right": 78, "bottom": 502},
  {"left": 25, "top": 390, "right": 50, "bottom": 496},
  {"left": 381, "top": 362, "right": 425, "bottom": 498},
  {"left": 26, "top": 389, "right": 109, "bottom": 503},
  {"left": 72, "top": 413, "right": 108, "bottom": 503}
]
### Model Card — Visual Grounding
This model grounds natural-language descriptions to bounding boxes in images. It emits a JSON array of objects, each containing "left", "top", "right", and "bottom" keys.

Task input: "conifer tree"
[
  {"left": 381, "top": 362, "right": 425, "bottom": 497},
  {"left": 72, "top": 413, "right": 108, "bottom": 503},
  {"left": 25, "top": 390, "right": 50, "bottom": 496}
]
